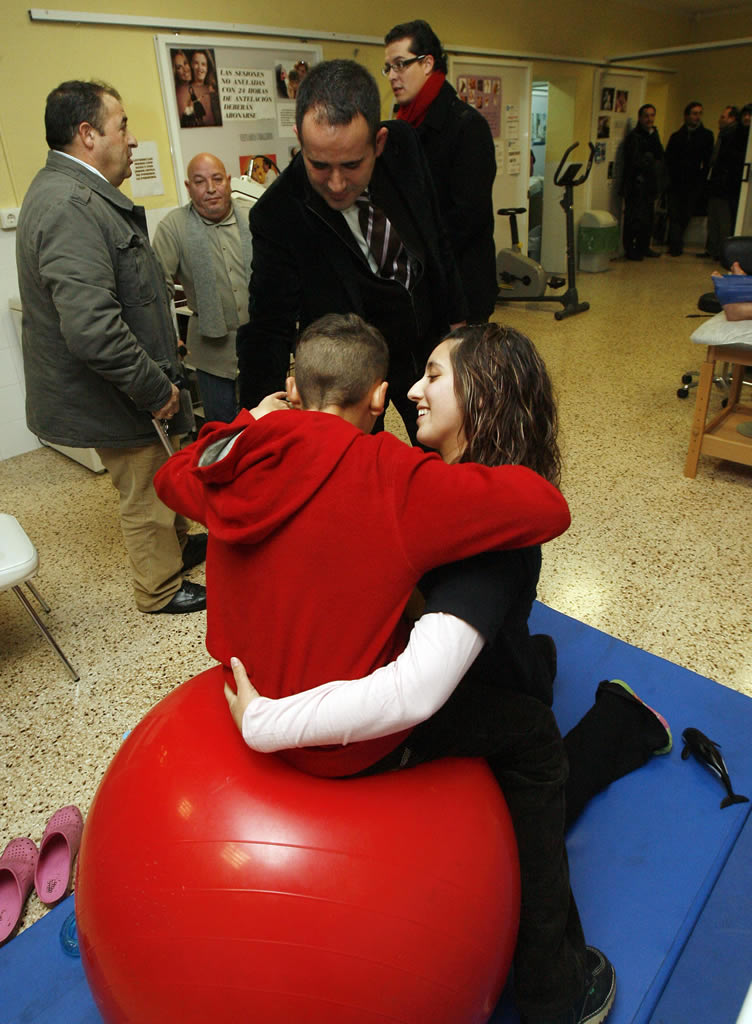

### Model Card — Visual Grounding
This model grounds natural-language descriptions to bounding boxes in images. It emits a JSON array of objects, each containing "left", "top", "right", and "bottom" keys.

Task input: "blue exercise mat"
[
  {"left": 649, "top": 809, "right": 752, "bottom": 1024},
  {"left": 2, "top": 602, "right": 751, "bottom": 1024},
  {"left": 491, "top": 603, "right": 752, "bottom": 1024},
  {"left": 0, "top": 894, "right": 102, "bottom": 1023}
]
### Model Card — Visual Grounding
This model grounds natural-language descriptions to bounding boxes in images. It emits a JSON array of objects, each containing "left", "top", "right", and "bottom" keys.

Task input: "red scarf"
[{"left": 395, "top": 71, "right": 446, "bottom": 127}]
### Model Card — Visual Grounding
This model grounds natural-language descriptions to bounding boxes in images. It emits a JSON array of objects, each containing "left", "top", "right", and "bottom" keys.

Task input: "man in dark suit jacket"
[
  {"left": 620, "top": 103, "right": 665, "bottom": 260},
  {"left": 236, "top": 59, "right": 466, "bottom": 440},
  {"left": 705, "top": 105, "right": 747, "bottom": 261},
  {"left": 665, "top": 101, "right": 713, "bottom": 257}
]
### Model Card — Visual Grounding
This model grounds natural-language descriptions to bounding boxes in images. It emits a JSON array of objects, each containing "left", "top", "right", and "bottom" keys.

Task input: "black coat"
[
  {"left": 665, "top": 123, "right": 714, "bottom": 192},
  {"left": 708, "top": 123, "right": 747, "bottom": 203},
  {"left": 237, "top": 120, "right": 466, "bottom": 409},
  {"left": 415, "top": 81, "right": 497, "bottom": 322},
  {"left": 621, "top": 125, "right": 665, "bottom": 200}
]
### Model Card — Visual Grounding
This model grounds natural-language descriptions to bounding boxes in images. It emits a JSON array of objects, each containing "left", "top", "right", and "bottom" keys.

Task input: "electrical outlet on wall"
[{"left": 1, "top": 208, "right": 21, "bottom": 230}]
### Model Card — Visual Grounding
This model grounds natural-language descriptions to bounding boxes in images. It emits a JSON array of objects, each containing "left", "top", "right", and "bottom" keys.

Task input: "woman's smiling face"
[{"left": 408, "top": 339, "right": 466, "bottom": 463}]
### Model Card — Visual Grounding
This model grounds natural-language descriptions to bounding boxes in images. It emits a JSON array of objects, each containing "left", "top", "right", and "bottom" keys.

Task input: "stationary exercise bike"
[{"left": 496, "top": 141, "right": 595, "bottom": 321}]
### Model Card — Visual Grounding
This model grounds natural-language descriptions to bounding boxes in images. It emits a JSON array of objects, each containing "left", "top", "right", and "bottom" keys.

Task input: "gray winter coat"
[{"left": 16, "top": 150, "right": 192, "bottom": 448}]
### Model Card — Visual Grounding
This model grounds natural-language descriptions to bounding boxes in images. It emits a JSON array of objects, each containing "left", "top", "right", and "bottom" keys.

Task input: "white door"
[{"left": 448, "top": 56, "right": 532, "bottom": 257}]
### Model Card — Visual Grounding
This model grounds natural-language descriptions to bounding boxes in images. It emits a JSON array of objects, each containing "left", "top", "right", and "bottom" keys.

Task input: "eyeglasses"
[{"left": 381, "top": 55, "right": 426, "bottom": 76}]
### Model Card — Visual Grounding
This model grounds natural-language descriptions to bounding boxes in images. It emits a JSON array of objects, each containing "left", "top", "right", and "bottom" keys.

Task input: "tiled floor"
[{"left": 1, "top": 249, "right": 750, "bottom": 939}]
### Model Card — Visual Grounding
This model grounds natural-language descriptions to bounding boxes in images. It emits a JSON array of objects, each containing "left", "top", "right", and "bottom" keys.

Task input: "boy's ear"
[
  {"left": 369, "top": 380, "right": 388, "bottom": 418},
  {"left": 287, "top": 377, "right": 303, "bottom": 408}
]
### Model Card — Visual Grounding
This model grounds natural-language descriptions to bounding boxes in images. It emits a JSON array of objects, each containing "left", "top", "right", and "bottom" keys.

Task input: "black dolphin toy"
[{"left": 681, "top": 727, "right": 750, "bottom": 809}]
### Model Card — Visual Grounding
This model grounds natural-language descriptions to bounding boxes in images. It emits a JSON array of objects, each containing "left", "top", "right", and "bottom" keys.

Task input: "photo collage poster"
[{"left": 156, "top": 36, "right": 323, "bottom": 203}]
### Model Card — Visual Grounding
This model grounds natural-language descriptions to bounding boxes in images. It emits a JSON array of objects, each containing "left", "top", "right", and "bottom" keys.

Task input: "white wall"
[{"left": 0, "top": 230, "right": 40, "bottom": 461}]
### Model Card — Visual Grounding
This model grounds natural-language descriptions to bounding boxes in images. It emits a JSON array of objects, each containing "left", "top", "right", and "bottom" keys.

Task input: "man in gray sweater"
[{"left": 152, "top": 152, "right": 252, "bottom": 424}]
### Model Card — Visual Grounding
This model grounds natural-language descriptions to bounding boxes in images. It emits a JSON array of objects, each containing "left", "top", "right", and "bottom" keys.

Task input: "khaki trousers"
[{"left": 96, "top": 441, "right": 188, "bottom": 612}]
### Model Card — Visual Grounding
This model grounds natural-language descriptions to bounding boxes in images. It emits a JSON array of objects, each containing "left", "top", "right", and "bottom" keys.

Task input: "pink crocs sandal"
[
  {"left": 0, "top": 837, "right": 39, "bottom": 943},
  {"left": 34, "top": 805, "right": 84, "bottom": 906}
]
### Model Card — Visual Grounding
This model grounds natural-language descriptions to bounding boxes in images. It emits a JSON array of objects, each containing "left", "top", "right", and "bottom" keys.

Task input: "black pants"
[
  {"left": 623, "top": 190, "right": 656, "bottom": 257},
  {"left": 667, "top": 185, "right": 702, "bottom": 256},
  {"left": 360, "top": 678, "right": 587, "bottom": 1021}
]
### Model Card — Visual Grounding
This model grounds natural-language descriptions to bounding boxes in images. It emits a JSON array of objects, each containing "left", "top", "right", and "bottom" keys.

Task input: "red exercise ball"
[{"left": 77, "top": 666, "right": 520, "bottom": 1024}]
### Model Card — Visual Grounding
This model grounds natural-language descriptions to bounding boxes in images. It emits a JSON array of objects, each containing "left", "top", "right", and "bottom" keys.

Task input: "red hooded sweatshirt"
[{"left": 155, "top": 409, "right": 570, "bottom": 776}]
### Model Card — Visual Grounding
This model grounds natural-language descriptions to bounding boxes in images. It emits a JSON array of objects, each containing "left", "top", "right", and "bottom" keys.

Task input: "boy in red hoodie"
[{"left": 154, "top": 312, "right": 569, "bottom": 778}]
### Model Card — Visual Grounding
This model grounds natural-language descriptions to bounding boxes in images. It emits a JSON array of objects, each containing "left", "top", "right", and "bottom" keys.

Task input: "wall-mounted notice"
[
  {"left": 130, "top": 141, "right": 164, "bottom": 198},
  {"left": 219, "top": 68, "right": 275, "bottom": 121}
]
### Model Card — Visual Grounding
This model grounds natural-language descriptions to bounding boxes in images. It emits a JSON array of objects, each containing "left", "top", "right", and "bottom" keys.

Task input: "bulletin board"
[
  {"left": 155, "top": 35, "right": 323, "bottom": 203},
  {"left": 449, "top": 56, "right": 532, "bottom": 256}
]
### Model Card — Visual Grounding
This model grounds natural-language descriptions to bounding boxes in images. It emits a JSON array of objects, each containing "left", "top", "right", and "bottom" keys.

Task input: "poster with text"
[{"left": 157, "top": 35, "right": 322, "bottom": 203}]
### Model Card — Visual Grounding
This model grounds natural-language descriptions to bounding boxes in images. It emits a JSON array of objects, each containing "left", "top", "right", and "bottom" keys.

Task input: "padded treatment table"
[{"left": 3, "top": 602, "right": 752, "bottom": 1024}]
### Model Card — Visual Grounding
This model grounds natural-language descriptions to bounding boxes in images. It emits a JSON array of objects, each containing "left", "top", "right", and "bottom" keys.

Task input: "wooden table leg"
[{"left": 684, "top": 346, "right": 716, "bottom": 478}]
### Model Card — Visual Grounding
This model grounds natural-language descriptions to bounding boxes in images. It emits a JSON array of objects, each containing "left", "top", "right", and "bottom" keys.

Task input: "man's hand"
[
  {"left": 152, "top": 382, "right": 181, "bottom": 420},
  {"left": 250, "top": 392, "right": 290, "bottom": 419},
  {"left": 224, "top": 656, "right": 261, "bottom": 732}
]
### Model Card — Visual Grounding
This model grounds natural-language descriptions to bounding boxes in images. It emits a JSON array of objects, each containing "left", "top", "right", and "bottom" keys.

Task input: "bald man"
[{"left": 153, "top": 153, "right": 253, "bottom": 422}]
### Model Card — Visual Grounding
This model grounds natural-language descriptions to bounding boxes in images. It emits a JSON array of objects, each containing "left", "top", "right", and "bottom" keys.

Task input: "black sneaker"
[{"left": 529, "top": 947, "right": 616, "bottom": 1024}]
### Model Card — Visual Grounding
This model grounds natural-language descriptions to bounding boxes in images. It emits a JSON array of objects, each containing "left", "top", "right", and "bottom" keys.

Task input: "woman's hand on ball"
[{"left": 225, "top": 656, "right": 261, "bottom": 730}]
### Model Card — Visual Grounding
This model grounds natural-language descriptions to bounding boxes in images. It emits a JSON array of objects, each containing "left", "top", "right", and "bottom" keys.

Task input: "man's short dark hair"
[
  {"left": 45, "top": 80, "right": 121, "bottom": 150},
  {"left": 638, "top": 103, "right": 656, "bottom": 119},
  {"left": 293, "top": 313, "right": 389, "bottom": 410},
  {"left": 384, "top": 19, "right": 448, "bottom": 75},
  {"left": 684, "top": 101, "right": 702, "bottom": 117},
  {"left": 295, "top": 60, "right": 381, "bottom": 144}
]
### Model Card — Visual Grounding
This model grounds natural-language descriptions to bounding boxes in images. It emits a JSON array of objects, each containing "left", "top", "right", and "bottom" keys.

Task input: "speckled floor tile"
[{"left": 1, "top": 248, "right": 750, "bottom": 940}]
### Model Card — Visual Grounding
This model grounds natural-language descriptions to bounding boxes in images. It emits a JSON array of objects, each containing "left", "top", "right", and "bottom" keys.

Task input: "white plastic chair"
[{"left": 0, "top": 513, "right": 79, "bottom": 681}]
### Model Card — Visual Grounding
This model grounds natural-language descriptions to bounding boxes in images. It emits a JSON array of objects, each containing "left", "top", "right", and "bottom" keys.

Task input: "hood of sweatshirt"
[{"left": 187, "top": 408, "right": 405, "bottom": 546}]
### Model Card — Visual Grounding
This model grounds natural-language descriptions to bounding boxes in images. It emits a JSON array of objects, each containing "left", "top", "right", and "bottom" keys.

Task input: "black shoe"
[
  {"left": 625, "top": 252, "right": 643, "bottom": 261},
  {"left": 696, "top": 251, "right": 712, "bottom": 259},
  {"left": 150, "top": 581, "right": 206, "bottom": 614},
  {"left": 527, "top": 947, "right": 616, "bottom": 1024},
  {"left": 181, "top": 532, "right": 208, "bottom": 571},
  {"left": 644, "top": 249, "right": 661, "bottom": 258}
]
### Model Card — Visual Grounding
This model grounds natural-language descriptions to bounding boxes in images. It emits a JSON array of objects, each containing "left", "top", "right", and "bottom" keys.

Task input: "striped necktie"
[{"left": 356, "top": 195, "right": 411, "bottom": 288}]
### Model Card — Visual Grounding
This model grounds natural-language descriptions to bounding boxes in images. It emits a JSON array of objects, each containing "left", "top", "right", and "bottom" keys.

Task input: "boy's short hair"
[{"left": 294, "top": 314, "right": 389, "bottom": 409}]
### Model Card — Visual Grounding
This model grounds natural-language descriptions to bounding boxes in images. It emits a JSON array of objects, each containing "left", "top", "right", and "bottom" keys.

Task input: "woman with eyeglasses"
[{"left": 383, "top": 19, "right": 497, "bottom": 322}]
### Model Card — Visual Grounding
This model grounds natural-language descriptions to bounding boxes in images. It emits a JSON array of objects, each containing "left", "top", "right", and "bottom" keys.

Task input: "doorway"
[{"left": 529, "top": 81, "right": 549, "bottom": 261}]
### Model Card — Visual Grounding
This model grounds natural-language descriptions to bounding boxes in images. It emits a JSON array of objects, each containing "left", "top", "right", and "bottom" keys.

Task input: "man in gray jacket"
[{"left": 17, "top": 79, "right": 206, "bottom": 614}]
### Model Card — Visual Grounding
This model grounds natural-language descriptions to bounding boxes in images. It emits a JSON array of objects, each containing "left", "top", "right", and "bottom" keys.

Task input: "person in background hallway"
[
  {"left": 153, "top": 153, "right": 252, "bottom": 423},
  {"left": 665, "top": 101, "right": 713, "bottom": 257},
  {"left": 16, "top": 80, "right": 206, "bottom": 614},
  {"left": 384, "top": 19, "right": 498, "bottom": 322},
  {"left": 702, "top": 105, "right": 746, "bottom": 261},
  {"left": 620, "top": 103, "right": 665, "bottom": 261}
]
